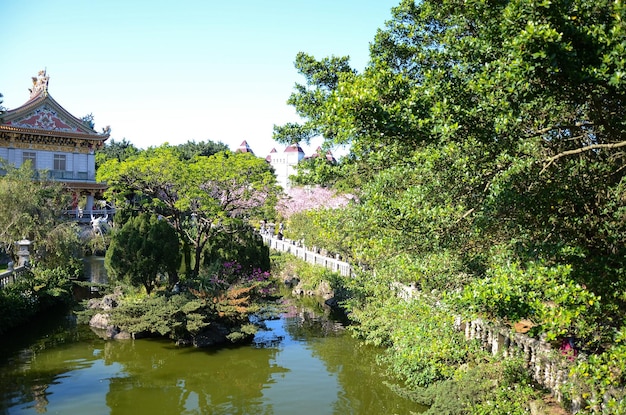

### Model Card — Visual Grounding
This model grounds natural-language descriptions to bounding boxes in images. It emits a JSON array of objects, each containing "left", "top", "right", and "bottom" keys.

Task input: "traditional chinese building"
[{"left": 0, "top": 70, "right": 110, "bottom": 220}]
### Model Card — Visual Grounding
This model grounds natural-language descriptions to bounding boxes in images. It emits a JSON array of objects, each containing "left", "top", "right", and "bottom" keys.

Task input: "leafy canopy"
[{"left": 98, "top": 146, "right": 280, "bottom": 277}]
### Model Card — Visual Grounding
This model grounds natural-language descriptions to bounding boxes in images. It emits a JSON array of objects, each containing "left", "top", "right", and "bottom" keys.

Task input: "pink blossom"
[{"left": 277, "top": 186, "right": 353, "bottom": 220}]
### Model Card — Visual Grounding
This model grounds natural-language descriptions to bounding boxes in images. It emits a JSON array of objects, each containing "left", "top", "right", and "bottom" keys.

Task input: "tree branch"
[{"left": 540, "top": 141, "right": 626, "bottom": 174}]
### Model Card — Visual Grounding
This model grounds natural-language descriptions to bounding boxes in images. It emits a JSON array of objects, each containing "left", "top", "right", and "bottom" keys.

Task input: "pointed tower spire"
[{"left": 236, "top": 140, "right": 255, "bottom": 155}]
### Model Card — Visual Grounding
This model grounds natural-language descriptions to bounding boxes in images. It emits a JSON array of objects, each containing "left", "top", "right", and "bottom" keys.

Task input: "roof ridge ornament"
[{"left": 29, "top": 69, "right": 49, "bottom": 99}]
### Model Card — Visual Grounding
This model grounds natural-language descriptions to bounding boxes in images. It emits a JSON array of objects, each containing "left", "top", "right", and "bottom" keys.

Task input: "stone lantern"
[{"left": 16, "top": 239, "right": 32, "bottom": 267}]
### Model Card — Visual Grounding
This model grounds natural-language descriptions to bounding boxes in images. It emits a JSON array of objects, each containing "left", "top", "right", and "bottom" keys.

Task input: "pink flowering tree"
[
  {"left": 276, "top": 185, "right": 353, "bottom": 220},
  {"left": 275, "top": 186, "right": 355, "bottom": 257}
]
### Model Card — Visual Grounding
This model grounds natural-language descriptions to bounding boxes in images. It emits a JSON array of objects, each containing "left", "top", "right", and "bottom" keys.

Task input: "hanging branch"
[{"left": 540, "top": 140, "right": 626, "bottom": 174}]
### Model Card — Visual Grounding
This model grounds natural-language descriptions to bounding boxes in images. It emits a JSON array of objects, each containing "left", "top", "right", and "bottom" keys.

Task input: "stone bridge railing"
[
  {"left": 260, "top": 234, "right": 620, "bottom": 412},
  {"left": 0, "top": 266, "right": 29, "bottom": 290},
  {"left": 260, "top": 233, "right": 352, "bottom": 277},
  {"left": 458, "top": 317, "right": 577, "bottom": 407}
]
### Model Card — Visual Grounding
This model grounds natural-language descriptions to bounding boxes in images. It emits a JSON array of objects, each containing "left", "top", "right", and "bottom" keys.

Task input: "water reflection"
[
  {"left": 103, "top": 340, "right": 282, "bottom": 415},
  {"left": 73, "top": 256, "right": 108, "bottom": 300},
  {"left": 0, "top": 299, "right": 427, "bottom": 414}
]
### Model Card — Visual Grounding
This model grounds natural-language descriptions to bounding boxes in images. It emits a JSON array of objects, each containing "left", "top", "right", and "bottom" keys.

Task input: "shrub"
[
  {"left": 350, "top": 294, "right": 477, "bottom": 388},
  {"left": 451, "top": 261, "right": 604, "bottom": 348}
]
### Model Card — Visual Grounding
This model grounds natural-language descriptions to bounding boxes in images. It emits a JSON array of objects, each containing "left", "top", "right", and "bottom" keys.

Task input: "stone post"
[{"left": 16, "top": 239, "right": 31, "bottom": 267}]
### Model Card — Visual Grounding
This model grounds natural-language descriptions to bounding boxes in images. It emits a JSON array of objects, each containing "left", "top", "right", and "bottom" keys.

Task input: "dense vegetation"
[
  {"left": 0, "top": 163, "right": 83, "bottom": 334},
  {"left": 273, "top": 0, "right": 626, "bottom": 413},
  {"left": 92, "top": 143, "right": 281, "bottom": 344},
  {"left": 3, "top": 0, "right": 626, "bottom": 411}
]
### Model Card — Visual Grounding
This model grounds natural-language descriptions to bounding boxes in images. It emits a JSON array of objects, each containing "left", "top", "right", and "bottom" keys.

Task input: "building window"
[
  {"left": 22, "top": 151, "right": 36, "bottom": 168},
  {"left": 54, "top": 154, "right": 66, "bottom": 171}
]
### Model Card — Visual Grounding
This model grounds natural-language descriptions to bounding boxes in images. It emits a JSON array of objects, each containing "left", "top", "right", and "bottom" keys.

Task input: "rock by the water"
[
  {"left": 292, "top": 280, "right": 335, "bottom": 300},
  {"left": 89, "top": 312, "right": 110, "bottom": 330}
]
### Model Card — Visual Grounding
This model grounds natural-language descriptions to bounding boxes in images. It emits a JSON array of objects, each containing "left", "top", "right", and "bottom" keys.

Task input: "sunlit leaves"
[{"left": 99, "top": 146, "right": 280, "bottom": 277}]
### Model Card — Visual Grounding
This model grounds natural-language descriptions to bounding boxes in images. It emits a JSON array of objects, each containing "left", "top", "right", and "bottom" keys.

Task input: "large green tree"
[
  {"left": 0, "top": 162, "right": 72, "bottom": 261},
  {"left": 273, "top": 1, "right": 626, "bottom": 408},
  {"left": 98, "top": 146, "right": 280, "bottom": 278},
  {"left": 105, "top": 213, "right": 181, "bottom": 294},
  {"left": 95, "top": 138, "right": 140, "bottom": 169},
  {"left": 276, "top": 0, "right": 626, "bottom": 347},
  {"left": 285, "top": 0, "right": 625, "bottom": 268}
]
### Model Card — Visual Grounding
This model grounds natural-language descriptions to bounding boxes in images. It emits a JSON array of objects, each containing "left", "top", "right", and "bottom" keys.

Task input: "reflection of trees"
[
  {"left": 281, "top": 298, "right": 345, "bottom": 341},
  {"left": 313, "top": 335, "right": 428, "bottom": 414},
  {"left": 102, "top": 338, "right": 285, "bottom": 415},
  {"left": 0, "top": 310, "right": 99, "bottom": 415},
  {"left": 281, "top": 298, "right": 428, "bottom": 415},
  {"left": 0, "top": 299, "right": 427, "bottom": 415},
  {"left": 83, "top": 256, "right": 108, "bottom": 285}
]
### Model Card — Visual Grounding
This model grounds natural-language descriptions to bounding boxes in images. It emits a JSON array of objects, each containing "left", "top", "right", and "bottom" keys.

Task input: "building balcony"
[{"left": 48, "top": 170, "right": 95, "bottom": 182}]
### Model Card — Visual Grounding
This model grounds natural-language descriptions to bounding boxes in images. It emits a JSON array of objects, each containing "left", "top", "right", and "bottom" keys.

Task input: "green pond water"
[{"left": 0, "top": 276, "right": 427, "bottom": 414}]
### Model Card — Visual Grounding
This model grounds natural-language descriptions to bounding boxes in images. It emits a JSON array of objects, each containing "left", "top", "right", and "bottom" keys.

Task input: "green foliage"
[
  {"left": 0, "top": 265, "right": 75, "bottom": 334},
  {"left": 272, "top": 52, "right": 356, "bottom": 146},
  {"left": 33, "top": 222, "right": 83, "bottom": 270},
  {"left": 0, "top": 284, "right": 37, "bottom": 334},
  {"left": 191, "top": 260, "right": 276, "bottom": 304},
  {"left": 452, "top": 260, "right": 605, "bottom": 348},
  {"left": 349, "top": 294, "right": 476, "bottom": 388},
  {"left": 0, "top": 163, "right": 80, "bottom": 333},
  {"left": 290, "top": 155, "right": 340, "bottom": 187},
  {"left": 284, "top": 208, "right": 354, "bottom": 261},
  {"left": 107, "top": 261, "right": 278, "bottom": 342},
  {"left": 98, "top": 146, "right": 280, "bottom": 277},
  {"left": 270, "top": 253, "right": 344, "bottom": 294},
  {"left": 171, "top": 140, "right": 230, "bottom": 160},
  {"left": 203, "top": 223, "right": 270, "bottom": 273},
  {"left": 225, "top": 323, "right": 258, "bottom": 343},
  {"left": 95, "top": 138, "right": 140, "bottom": 168},
  {"left": 566, "top": 328, "right": 626, "bottom": 414},
  {"left": 110, "top": 293, "right": 210, "bottom": 338},
  {"left": 392, "top": 357, "right": 539, "bottom": 415},
  {"left": 273, "top": 0, "right": 626, "bottom": 405},
  {"left": 0, "top": 162, "right": 69, "bottom": 259},
  {"left": 105, "top": 213, "right": 181, "bottom": 293}
]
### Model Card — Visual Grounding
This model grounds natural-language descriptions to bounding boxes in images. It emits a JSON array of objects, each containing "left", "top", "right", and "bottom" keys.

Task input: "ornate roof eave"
[
  {"left": 1, "top": 91, "right": 109, "bottom": 141},
  {"left": 0, "top": 123, "right": 109, "bottom": 142}
]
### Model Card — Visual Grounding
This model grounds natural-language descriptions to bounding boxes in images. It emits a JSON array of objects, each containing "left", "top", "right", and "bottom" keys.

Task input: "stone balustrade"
[
  {"left": 0, "top": 266, "right": 28, "bottom": 290},
  {"left": 456, "top": 317, "right": 574, "bottom": 405},
  {"left": 260, "top": 233, "right": 352, "bottom": 277},
  {"left": 260, "top": 233, "right": 623, "bottom": 413}
]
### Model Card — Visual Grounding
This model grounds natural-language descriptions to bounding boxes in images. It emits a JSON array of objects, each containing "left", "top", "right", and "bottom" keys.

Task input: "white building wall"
[
  {"left": 38, "top": 151, "right": 54, "bottom": 170},
  {"left": 1, "top": 148, "right": 95, "bottom": 181},
  {"left": 74, "top": 152, "right": 88, "bottom": 172},
  {"left": 269, "top": 151, "right": 305, "bottom": 190}
]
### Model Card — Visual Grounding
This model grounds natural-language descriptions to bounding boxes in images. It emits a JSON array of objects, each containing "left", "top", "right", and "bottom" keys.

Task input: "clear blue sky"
[{"left": 1, "top": 1, "right": 399, "bottom": 157}]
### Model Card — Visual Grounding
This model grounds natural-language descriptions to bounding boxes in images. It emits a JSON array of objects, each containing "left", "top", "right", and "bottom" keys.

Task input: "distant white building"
[
  {"left": 237, "top": 141, "right": 337, "bottom": 191},
  {"left": 265, "top": 143, "right": 305, "bottom": 190}
]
